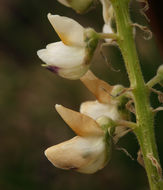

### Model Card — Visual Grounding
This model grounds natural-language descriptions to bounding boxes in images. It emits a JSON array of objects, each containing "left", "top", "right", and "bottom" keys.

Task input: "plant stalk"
[{"left": 110, "top": 0, "right": 163, "bottom": 189}]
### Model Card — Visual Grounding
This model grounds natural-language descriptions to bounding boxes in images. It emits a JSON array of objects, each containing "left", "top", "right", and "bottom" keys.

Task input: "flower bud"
[{"left": 57, "top": 0, "right": 94, "bottom": 13}]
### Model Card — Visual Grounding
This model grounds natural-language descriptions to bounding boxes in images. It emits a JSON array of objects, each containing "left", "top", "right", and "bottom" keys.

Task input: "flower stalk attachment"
[{"left": 147, "top": 65, "right": 163, "bottom": 88}]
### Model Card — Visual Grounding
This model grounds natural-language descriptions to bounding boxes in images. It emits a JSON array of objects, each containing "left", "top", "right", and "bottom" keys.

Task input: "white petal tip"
[
  {"left": 37, "top": 49, "right": 44, "bottom": 57},
  {"left": 37, "top": 49, "right": 48, "bottom": 61}
]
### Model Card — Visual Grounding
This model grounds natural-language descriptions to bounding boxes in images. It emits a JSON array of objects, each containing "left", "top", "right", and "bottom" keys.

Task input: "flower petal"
[
  {"left": 58, "top": 63, "right": 89, "bottom": 80},
  {"left": 103, "top": 23, "right": 113, "bottom": 34},
  {"left": 80, "top": 70, "right": 113, "bottom": 104},
  {"left": 45, "top": 136, "right": 108, "bottom": 174},
  {"left": 37, "top": 41, "right": 85, "bottom": 68},
  {"left": 48, "top": 14, "right": 85, "bottom": 46},
  {"left": 55, "top": 104, "right": 103, "bottom": 136},
  {"left": 80, "top": 100, "right": 122, "bottom": 121}
]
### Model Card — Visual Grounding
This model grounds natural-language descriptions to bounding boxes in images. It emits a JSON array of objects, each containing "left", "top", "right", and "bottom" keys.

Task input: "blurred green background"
[{"left": 0, "top": 0, "right": 162, "bottom": 190}]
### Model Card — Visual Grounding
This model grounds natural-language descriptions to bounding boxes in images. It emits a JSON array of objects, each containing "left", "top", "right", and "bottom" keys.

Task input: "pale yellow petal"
[
  {"left": 55, "top": 104, "right": 103, "bottom": 136},
  {"left": 48, "top": 14, "right": 85, "bottom": 46},
  {"left": 80, "top": 70, "right": 113, "bottom": 104}
]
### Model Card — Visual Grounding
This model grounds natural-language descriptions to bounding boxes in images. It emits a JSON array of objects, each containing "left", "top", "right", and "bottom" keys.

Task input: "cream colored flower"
[
  {"left": 57, "top": 0, "right": 94, "bottom": 13},
  {"left": 37, "top": 14, "right": 98, "bottom": 80},
  {"left": 45, "top": 104, "right": 111, "bottom": 174},
  {"left": 80, "top": 70, "right": 130, "bottom": 142}
]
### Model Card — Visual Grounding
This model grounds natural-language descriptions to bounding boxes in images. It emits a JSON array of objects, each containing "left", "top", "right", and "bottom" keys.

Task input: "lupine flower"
[
  {"left": 57, "top": 0, "right": 94, "bottom": 13},
  {"left": 37, "top": 14, "right": 99, "bottom": 80},
  {"left": 45, "top": 104, "right": 112, "bottom": 174},
  {"left": 80, "top": 70, "right": 130, "bottom": 141}
]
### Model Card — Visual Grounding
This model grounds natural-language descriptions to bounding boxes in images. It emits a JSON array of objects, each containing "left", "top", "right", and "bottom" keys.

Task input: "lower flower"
[
  {"left": 45, "top": 135, "right": 110, "bottom": 174},
  {"left": 44, "top": 104, "right": 112, "bottom": 174}
]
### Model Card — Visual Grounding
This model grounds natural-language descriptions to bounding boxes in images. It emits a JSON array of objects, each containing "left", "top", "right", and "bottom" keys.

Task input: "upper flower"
[
  {"left": 37, "top": 14, "right": 99, "bottom": 80},
  {"left": 57, "top": 0, "right": 94, "bottom": 13},
  {"left": 45, "top": 104, "right": 112, "bottom": 174}
]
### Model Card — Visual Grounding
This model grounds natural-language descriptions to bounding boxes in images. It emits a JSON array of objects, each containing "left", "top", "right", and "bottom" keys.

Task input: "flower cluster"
[{"left": 37, "top": 0, "right": 130, "bottom": 174}]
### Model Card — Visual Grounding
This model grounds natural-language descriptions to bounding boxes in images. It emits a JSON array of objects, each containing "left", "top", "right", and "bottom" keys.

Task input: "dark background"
[{"left": 0, "top": 0, "right": 162, "bottom": 190}]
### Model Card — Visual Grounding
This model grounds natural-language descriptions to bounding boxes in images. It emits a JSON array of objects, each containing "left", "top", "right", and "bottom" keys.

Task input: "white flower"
[
  {"left": 57, "top": 0, "right": 94, "bottom": 13},
  {"left": 45, "top": 104, "right": 111, "bottom": 174},
  {"left": 37, "top": 14, "right": 98, "bottom": 80}
]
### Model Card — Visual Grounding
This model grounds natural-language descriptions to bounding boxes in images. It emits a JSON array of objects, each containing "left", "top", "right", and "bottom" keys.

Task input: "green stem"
[
  {"left": 147, "top": 75, "right": 161, "bottom": 88},
  {"left": 116, "top": 120, "right": 137, "bottom": 129},
  {"left": 110, "top": 0, "right": 163, "bottom": 189},
  {"left": 98, "top": 33, "right": 118, "bottom": 41}
]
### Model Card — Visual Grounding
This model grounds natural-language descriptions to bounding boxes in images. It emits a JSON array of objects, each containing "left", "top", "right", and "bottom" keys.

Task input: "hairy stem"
[{"left": 110, "top": 0, "right": 163, "bottom": 189}]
